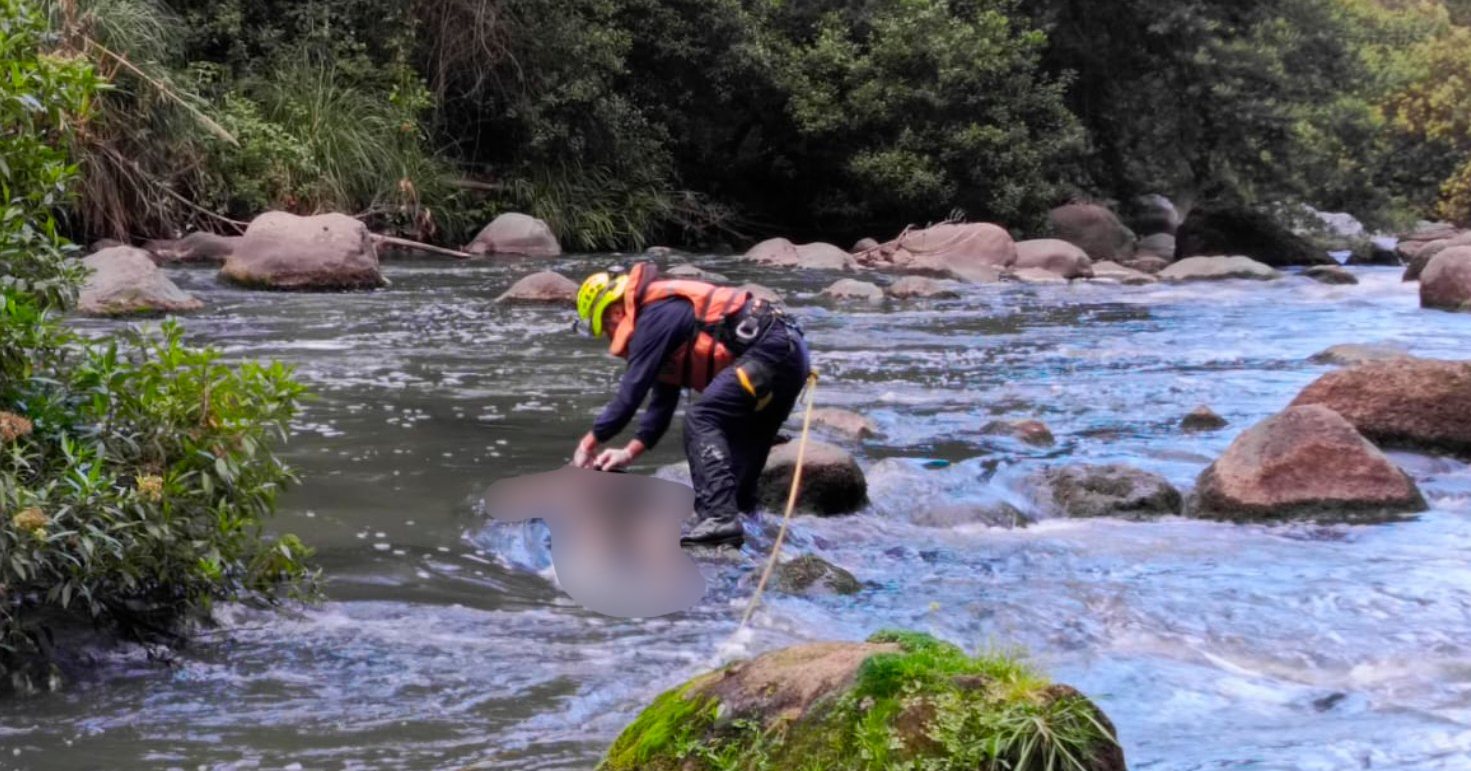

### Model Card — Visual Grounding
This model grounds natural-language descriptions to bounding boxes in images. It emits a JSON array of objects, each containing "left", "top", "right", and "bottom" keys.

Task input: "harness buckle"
[{"left": 734, "top": 314, "right": 763, "bottom": 344}]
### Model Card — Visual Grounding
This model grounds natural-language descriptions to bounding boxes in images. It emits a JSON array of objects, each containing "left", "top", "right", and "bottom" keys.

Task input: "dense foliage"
[
  {"left": 34, "top": 0, "right": 1471, "bottom": 244},
  {"left": 1, "top": 0, "right": 312, "bottom": 676}
]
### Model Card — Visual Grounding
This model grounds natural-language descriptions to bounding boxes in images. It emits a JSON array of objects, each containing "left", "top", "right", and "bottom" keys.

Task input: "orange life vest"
[{"left": 609, "top": 263, "right": 751, "bottom": 392}]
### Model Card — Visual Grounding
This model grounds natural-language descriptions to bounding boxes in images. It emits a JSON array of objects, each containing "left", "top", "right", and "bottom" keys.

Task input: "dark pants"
[{"left": 684, "top": 321, "right": 810, "bottom": 522}]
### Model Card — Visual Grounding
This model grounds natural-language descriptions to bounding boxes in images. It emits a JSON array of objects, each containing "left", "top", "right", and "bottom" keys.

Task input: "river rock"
[
  {"left": 666, "top": 263, "right": 729, "bottom": 282},
  {"left": 822, "top": 279, "right": 884, "bottom": 303},
  {"left": 1136, "top": 232, "right": 1176, "bottom": 259},
  {"left": 496, "top": 271, "right": 578, "bottom": 304},
  {"left": 888, "top": 275, "right": 962, "bottom": 299},
  {"left": 744, "top": 237, "right": 800, "bottom": 266},
  {"left": 1290, "top": 359, "right": 1471, "bottom": 454},
  {"left": 911, "top": 502, "right": 1028, "bottom": 529},
  {"left": 644, "top": 245, "right": 678, "bottom": 258},
  {"left": 1030, "top": 464, "right": 1182, "bottom": 520},
  {"left": 601, "top": 633, "right": 1125, "bottom": 771},
  {"left": 758, "top": 440, "right": 866, "bottom": 516},
  {"left": 1309, "top": 343, "right": 1414, "bottom": 367},
  {"left": 143, "top": 232, "right": 241, "bottom": 265},
  {"left": 1303, "top": 265, "right": 1358, "bottom": 285},
  {"left": 1191, "top": 405, "right": 1427, "bottom": 523},
  {"left": 1159, "top": 255, "right": 1281, "bottom": 282},
  {"left": 796, "top": 242, "right": 858, "bottom": 270},
  {"left": 1015, "top": 239, "right": 1095, "bottom": 278},
  {"left": 980, "top": 418, "right": 1055, "bottom": 447},
  {"left": 78, "top": 247, "right": 203, "bottom": 316},
  {"left": 852, "top": 237, "right": 880, "bottom": 253},
  {"left": 738, "top": 283, "right": 784, "bottom": 305},
  {"left": 1047, "top": 203, "right": 1136, "bottom": 263},
  {"left": 1397, "top": 222, "right": 1463, "bottom": 263},
  {"left": 221, "top": 211, "right": 385, "bottom": 290},
  {"left": 1420, "top": 247, "right": 1471, "bottom": 311},
  {"left": 1346, "top": 238, "right": 1401, "bottom": 266},
  {"left": 1403, "top": 233, "right": 1471, "bottom": 281},
  {"left": 1181, "top": 405, "right": 1228, "bottom": 432},
  {"left": 1177, "top": 205, "right": 1332, "bottom": 266},
  {"left": 1006, "top": 267, "right": 1070, "bottom": 284},
  {"left": 804, "top": 407, "right": 880, "bottom": 440},
  {"left": 464, "top": 212, "right": 561, "bottom": 257},
  {"left": 865, "top": 222, "right": 1015, "bottom": 283},
  {"left": 1091, "top": 261, "right": 1158, "bottom": 285},
  {"left": 770, "top": 554, "right": 861, "bottom": 597},
  {"left": 1129, "top": 194, "right": 1181, "bottom": 236},
  {"left": 1122, "top": 254, "right": 1171, "bottom": 274}
]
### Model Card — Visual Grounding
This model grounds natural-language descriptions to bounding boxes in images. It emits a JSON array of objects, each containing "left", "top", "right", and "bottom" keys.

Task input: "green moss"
[
  {"left": 600, "top": 632, "right": 1120, "bottom": 771},
  {"left": 601, "top": 680, "right": 720, "bottom": 771}
]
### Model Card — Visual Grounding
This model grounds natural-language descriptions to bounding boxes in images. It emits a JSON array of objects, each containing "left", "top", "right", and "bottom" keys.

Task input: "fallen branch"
[{"left": 371, "top": 234, "right": 472, "bottom": 259}]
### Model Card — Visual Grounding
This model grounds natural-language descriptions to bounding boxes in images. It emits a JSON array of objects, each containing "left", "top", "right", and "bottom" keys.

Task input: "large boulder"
[
  {"left": 464, "top": 212, "right": 561, "bottom": 257},
  {"left": 1403, "top": 232, "right": 1471, "bottom": 281},
  {"left": 1396, "top": 222, "right": 1462, "bottom": 263},
  {"left": 1046, "top": 203, "right": 1136, "bottom": 263},
  {"left": 1176, "top": 206, "right": 1332, "bottom": 266},
  {"left": 743, "top": 237, "right": 800, "bottom": 266},
  {"left": 852, "top": 237, "right": 880, "bottom": 253},
  {"left": 1419, "top": 247, "right": 1471, "bottom": 311},
  {"left": 822, "top": 279, "right": 884, "bottom": 303},
  {"left": 1346, "top": 237, "right": 1402, "bottom": 266},
  {"left": 887, "top": 275, "right": 962, "bottom": 299},
  {"left": 601, "top": 632, "right": 1125, "bottom": 771},
  {"left": 744, "top": 239, "right": 856, "bottom": 270},
  {"left": 1191, "top": 406, "right": 1427, "bottom": 523},
  {"left": 496, "top": 271, "right": 578, "bottom": 304},
  {"left": 78, "top": 247, "right": 203, "bottom": 316},
  {"left": 221, "top": 211, "right": 385, "bottom": 290},
  {"left": 1135, "top": 233, "right": 1176, "bottom": 259},
  {"left": 1090, "top": 261, "right": 1158, "bottom": 285},
  {"left": 1290, "top": 360, "right": 1471, "bottom": 454},
  {"left": 863, "top": 222, "right": 1014, "bottom": 283},
  {"left": 759, "top": 440, "right": 867, "bottom": 516},
  {"left": 1029, "top": 464, "right": 1182, "bottom": 520},
  {"left": 1127, "top": 194, "right": 1181, "bottom": 236},
  {"left": 1014, "top": 239, "right": 1095, "bottom": 279},
  {"left": 142, "top": 231, "right": 241, "bottom": 265},
  {"left": 1159, "top": 255, "right": 1281, "bottom": 282}
]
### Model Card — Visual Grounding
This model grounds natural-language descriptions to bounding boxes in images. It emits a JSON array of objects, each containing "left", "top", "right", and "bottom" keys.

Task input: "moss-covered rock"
[
  {"left": 770, "top": 554, "right": 862, "bottom": 597},
  {"left": 600, "top": 631, "right": 1125, "bottom": 771}
]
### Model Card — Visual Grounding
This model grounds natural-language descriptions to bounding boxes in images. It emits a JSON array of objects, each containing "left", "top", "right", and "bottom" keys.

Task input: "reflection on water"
[{"left": 4, "top": 259, "right": 1471, "bottom": 770}]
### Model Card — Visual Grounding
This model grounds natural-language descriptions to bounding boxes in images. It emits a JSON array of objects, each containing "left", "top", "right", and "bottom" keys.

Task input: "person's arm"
[
  {"left": 582, "top": 302, "right": 691, "bottom": 466},
  {"left": 634, "top": 382, "right": 682, "bottom": 450}
]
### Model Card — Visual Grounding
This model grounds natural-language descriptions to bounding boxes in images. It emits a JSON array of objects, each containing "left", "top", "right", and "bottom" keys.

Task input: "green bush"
[{"left": 1, "top": 0, "right": 314, "bottom": 674}]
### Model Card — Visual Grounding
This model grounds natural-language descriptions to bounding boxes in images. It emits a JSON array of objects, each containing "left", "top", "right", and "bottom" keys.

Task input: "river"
[{"left": 3, "top": 256, "right": 1471, "bottom": 770}]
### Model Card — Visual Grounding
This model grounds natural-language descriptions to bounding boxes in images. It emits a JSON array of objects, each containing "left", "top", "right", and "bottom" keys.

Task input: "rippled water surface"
[{"left": 4, "top": 256, "right": 1471, "bottom": 770}]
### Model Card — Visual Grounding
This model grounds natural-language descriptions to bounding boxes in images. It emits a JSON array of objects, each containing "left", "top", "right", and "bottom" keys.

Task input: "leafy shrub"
[{"left": 0, "top": 0, "right": 314, "bottom": 675}]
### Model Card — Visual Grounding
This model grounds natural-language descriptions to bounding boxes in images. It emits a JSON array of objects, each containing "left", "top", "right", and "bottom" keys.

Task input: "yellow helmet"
[{"left": 576, "top": 271, "right": 629, "bottom": 337}]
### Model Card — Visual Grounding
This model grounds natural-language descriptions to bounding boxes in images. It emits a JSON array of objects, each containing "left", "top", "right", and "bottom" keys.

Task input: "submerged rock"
[
  {"left": 822, "top": 279, "right": 885, "bottom": 303},
  {"left": 1308, "top": 343, "right": 1414, "bottom": 367},
  {"left": 1181, "top": 405, "right": 1228, "bottom": 432},
  {"left": 1014, "top": 239, "right": 1095, "bottom": 279},
  {"left": 78, "top": 247, "right": 203, "bottom": 316},
  {"left": 665, "top": 263, "right": 729, "bottom": 282},
  {"left": 465, "top": 212, "right": 561, "bottom": 257},
  {"left": 1047, "top": 203, "right": 1135, "bottom": 263},
  {"left": 1303, "top": 265, "right": 1358, "bottom": 285},
  {"left": 803, "top": 407, "right": 880, "bottom": 440},
  {"left": 1091, "top": 261, "right": 1158, "bottom": 285},
  {"left": 1029, "top": 464, "right": 1182, "bottom": 520},
  {"left": 1176, "top": 205, "right": 1332, "bottom": 266},
  {"left": 221, "top": 211, "right": 385, "bottom": 290},
  {"left": 599, "top": 632, "right": 1125, "bottom": 771},
  {"left": 1191, "top": 405, "right": 1427, "bottom": 523},
  {"left": 770, "top": 554, "right": 861, "bottom": 597},
  {"left": 1291, "top": 359, "right": 1471, "bottom": 454},
  {"left": 1006, "top": 267, "right": 1070, "bottom": 284},
  {"left": 1420, "top": 247, "right": 1471, "bottom": 311},
  {"left": 980, "top": 419, "right": 1055, "bottom": 447},
  {"left": 911, "top": 502, "right": 1028, "bottom": 529},
  {"left": 1159, "top": 255, "right": 1281, "bottom": 282},
  {"left": 142, "top": 231, "right": 240, "bottom": 265},
  {"left": 497, "top": 271, "right": 578, "bottom": 304},
  {"left": 887, "top": 275, "right": 962, "bottom": 299},
  {"left": 758, "top": 440, "right": 866, "bottom": 516}
]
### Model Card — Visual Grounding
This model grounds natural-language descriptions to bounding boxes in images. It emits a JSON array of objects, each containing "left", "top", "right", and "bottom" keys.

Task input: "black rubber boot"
[{"left": 680, "top": 515, "right": 744, "bottom": 547}]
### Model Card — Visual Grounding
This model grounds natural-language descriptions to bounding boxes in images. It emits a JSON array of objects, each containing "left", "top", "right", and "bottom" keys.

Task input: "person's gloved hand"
[
  {"left": 593, "top": 446, "right": 636, "bottom": 471},
  {"left": 573, "top": 432, "right": 599, "bottom": 468}
]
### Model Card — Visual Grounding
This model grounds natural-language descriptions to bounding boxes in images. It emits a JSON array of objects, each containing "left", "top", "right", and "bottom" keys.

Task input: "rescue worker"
[{"left": 572, "top": 263, "right": 810, "bottom": 547}]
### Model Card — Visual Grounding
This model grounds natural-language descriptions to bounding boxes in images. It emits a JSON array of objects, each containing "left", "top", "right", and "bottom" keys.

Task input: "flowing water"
[{"left": 4, "top": 256, "right": 1471, "bottom": 770}]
